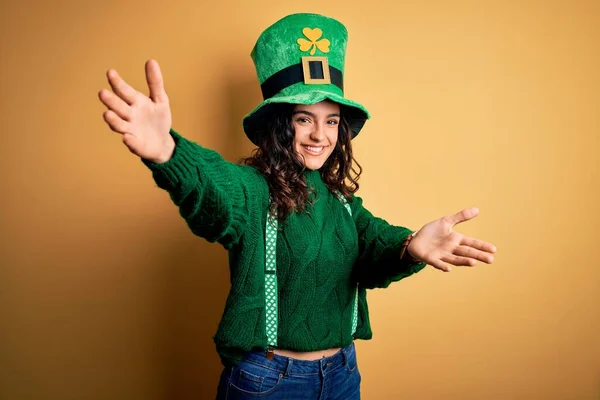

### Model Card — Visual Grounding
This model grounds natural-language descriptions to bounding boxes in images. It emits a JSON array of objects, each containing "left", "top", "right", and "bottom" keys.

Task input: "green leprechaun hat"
[{"left": 242, "top": 13, "right": 370, "bottom": 145}]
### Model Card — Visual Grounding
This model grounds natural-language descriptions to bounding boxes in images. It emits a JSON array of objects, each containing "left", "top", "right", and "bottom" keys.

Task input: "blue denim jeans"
[{"left": 216, "top": 343, "right": 361, "bottom": 399}]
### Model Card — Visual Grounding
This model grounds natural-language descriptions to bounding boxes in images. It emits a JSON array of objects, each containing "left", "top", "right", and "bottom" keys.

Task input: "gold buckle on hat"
[{"left": 302, "top": 56, "right": 331, "bottom": 85}]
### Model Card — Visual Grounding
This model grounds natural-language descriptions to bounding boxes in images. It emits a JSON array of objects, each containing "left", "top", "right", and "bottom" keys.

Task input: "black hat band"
[{"left": 260, "top": 60, "right": 344, "bottom": 100}]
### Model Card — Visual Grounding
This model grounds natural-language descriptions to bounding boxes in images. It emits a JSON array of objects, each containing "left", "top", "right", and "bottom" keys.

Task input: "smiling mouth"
[{"left": 302, "top": 145, "right": 327, "bottom": 155}]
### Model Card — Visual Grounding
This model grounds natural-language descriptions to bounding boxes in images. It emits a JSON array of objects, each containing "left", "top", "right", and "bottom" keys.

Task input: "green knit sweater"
[{"left": 143, "top": 129, "right": 426, "bottom": 366}]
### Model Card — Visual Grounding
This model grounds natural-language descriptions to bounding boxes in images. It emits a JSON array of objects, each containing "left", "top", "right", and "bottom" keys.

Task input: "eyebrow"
[{"left": 292, "top": 110, "right": 340, "bottom": 118}]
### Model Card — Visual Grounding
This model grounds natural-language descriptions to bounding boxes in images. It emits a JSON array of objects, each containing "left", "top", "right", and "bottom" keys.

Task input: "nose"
[{"left": 309, "top": 122, "right": 325, "bottom": 142}]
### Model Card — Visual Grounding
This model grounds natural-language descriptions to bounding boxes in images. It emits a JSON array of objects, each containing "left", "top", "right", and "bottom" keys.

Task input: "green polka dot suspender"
[
  {"left": 335, "top": 192, "right": 359, "bottom": 339},
  {"left": 264, "top": 212, "right": 279, "bottom": 354},
  {"left": 265, "top": 192, "right": 358, "bottom": 359}
]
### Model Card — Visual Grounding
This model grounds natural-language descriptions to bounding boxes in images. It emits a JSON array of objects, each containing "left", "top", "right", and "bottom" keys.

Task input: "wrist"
[
  {"left": 150, "top": 134, "right": 176, "bottom": 164},
  {"left": 400, "top": 231, "right": 421, "bottom": 263}
]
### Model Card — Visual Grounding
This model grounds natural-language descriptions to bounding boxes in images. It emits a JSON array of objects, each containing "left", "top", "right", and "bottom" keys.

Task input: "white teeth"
[{"left": 304, "top": 145, "right": 324, "bottom": 153}]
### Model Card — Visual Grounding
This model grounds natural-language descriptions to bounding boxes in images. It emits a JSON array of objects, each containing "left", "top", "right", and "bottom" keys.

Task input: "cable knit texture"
[{"left": 143, "top": 129, "right": 426, "bottom": 366}]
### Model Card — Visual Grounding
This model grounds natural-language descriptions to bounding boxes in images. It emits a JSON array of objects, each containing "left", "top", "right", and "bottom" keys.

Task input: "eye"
[
  {"left": 327, "top": 119, "right": 339, "bottom": 125},
  {"left": 296, "top": 117, "right": 311, "bottom": 123}
]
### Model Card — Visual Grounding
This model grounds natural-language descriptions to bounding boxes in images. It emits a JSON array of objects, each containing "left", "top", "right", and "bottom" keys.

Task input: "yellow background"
[{"left": 1, "top": 0, "right": 598, "bottom": 398}]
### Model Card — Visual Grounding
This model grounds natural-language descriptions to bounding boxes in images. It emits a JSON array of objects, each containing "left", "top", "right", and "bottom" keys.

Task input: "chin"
[
  {"left": 298, "top": 149, "right": 333, "bottom": 170},
  {"left": 304, "top": 161, "right": 325, "bottom": 170}
]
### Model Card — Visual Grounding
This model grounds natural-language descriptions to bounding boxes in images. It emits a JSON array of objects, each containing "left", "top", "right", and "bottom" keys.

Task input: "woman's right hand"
[{"left": 98, "top": 59, "right": 175, "bottom": 163}]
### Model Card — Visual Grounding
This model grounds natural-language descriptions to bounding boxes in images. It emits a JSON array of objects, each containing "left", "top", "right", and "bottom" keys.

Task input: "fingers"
[
  {"left": 431, "top": 241, "right": 496, "bottom": 272},
  {"left": 429, "top": 258, "right": 453, "bottom": 272},
  {"left": 122, "top": 132, "right": 139, "bottom": 150},
  {"left": 103, "top": 110, "right": 131, "bottom": 134},
  {"left": 441, "top": 253, "right": 477, "bottom": 267},
  {"left": 445, "top": 207, "right": 479, "bottom": 227},
  {"left": 107, "top": 69, "right": 140, "bottom": 105},
  {"left": 454, "top": 244, "right": 495, "bottom": 264},
  {"left": 461, "top": 236, "right": 497, "bottom": 254},
  {"left": 98, "top": 89, "right": 131, "bottom": 120},
  {"left": 145, "top": 59, "right": 168, "bottom": 103}
]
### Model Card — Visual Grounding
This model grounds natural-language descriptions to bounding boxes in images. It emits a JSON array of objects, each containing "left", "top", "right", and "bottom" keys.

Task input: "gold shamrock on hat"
[{"left": 297, "top": 28, "right": 331, "bottom": 55}]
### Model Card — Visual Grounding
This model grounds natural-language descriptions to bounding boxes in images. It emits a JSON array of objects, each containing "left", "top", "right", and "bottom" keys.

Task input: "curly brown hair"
[{"left": 242, "top": 103, "right": 362, "bottom": 220}]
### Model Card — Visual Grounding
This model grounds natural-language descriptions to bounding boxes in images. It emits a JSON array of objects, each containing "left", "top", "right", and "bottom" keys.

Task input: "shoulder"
[
  {"left": 236, "top": 163, "right": 267, "bottom": 184},
  {"left": 348, "top": 194, "right": 364, "bottom": 214},
  {"left": 235, "top": 163, "right": 269, "bottom": 198}
]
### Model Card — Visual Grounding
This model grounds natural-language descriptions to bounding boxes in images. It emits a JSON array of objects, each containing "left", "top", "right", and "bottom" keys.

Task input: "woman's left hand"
[{"left": 407, "top": 207, "right": 497, "bottom": 272}]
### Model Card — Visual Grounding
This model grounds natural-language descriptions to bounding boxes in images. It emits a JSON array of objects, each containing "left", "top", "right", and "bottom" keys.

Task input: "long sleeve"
[
  {"left": 141, "top": 129, "right": 266, "bottom": 249},
  {"left": 350, "top": 196, "right": 427, "bottom": 289}
]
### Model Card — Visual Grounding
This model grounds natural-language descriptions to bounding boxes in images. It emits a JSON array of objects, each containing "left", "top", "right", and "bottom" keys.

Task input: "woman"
[{"left": 98, "top": 13, "right": 496, "bottom": 400}]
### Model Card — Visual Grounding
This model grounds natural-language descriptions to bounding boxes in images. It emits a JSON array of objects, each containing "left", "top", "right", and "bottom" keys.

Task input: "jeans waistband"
[{"left": 241, "top": 343, "right": 355, "bottom": 377}]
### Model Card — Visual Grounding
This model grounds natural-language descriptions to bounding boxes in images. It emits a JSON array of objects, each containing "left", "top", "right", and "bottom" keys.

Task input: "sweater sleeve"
[
  {"left": 141, "top": 129, "right": 262, "bottom": 249},
  {"left": 350, "top": 195, "right": 427, "bottom": 289}
]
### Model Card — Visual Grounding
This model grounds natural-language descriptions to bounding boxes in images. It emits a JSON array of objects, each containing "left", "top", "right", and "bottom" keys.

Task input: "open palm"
[
  {"left": 98, "top": 59, "right": 174, "bottom": 163},
  {"left": 407, "top": 208, "right": 497, "bottom": 272}
]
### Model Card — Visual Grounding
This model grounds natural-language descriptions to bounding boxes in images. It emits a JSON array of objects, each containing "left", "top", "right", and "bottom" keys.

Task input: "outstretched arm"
[
  {"left": 352, "top": 198, "right": 497, "bottom": 289},
  {"left": 98, "top": 60, "right": 262, "bottom": 248}
]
